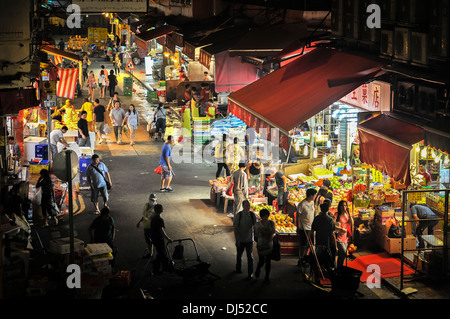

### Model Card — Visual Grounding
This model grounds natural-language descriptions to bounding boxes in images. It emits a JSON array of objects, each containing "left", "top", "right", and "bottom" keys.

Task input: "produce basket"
[
  {"left": 354, "top": 198, "right": 370, "bottom": 208},
  {"left": 369, "top": 191, "right": 385, "bottom": 206}
]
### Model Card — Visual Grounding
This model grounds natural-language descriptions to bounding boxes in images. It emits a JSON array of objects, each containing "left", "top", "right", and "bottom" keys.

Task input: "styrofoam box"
[{"left": 49, "top": 237, "right": 85, "bottom": 254}]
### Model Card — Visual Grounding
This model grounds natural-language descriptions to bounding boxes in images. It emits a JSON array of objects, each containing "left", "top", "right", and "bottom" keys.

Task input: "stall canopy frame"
[{"left": 227, "top": 47, "right": 386, "bottom": 148}]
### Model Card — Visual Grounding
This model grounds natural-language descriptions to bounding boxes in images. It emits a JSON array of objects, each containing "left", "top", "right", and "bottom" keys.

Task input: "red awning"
[
  {"left": 227, "top": 47, "right": 386, "bottom": 136},
  {"left": 0, "top": 88, "right": 40, "bottom": 116},
  {"left": 134, "top": 37, "right": 148, "bottom": 50},
  {"left": 358, "top": 113, "right": 425, "bottom": 186},
  {"left": 40, "top": 45, "right": 82, "bottom": 62}
]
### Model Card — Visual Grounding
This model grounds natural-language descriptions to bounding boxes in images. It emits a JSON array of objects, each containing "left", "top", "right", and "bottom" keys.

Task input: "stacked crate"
[
  {"left": 192, "top": 117, "right": 210, "bottom": 145},
  {"left": 123, "top": 77, "right": 133, "bottom": 96}
]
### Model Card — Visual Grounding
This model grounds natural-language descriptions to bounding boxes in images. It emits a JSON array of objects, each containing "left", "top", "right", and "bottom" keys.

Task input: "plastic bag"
[
  {"left": 31, "top": 189, "right": 42, "bottom": 206},
  {"left": 103, "top": 123, "right": 111, "bottom": 135},
  {"left": 154, "top": 165, "right": 162, "bottom": 175}
]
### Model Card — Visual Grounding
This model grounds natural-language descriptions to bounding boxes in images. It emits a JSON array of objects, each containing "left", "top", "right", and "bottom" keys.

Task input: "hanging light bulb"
[
  {"left": 435, "top": 154, "right": 442, "bottom": 163},
  {"left": 444, "top": 155, "right": 449, "bottom": 165},
  {"left": 415, "top": 144, "right": 420, "bottom": 152},
  {"left": 303, "top": 145, "right": 308, "bottom": 156},
  {"left": 327, "top": 140, "right": 332, "bottom": 148},
  {"left": 313, "top": 148, "right": 318, "bottom": 158},
  {"left": 421, "top": 147, "right": 427, "bottom": 158},
  {"left": 431, "top": 149, "right": 436, "bottom": 158},
  {"left": 323, "top": 156, "right": 327, "bottom": 166}
]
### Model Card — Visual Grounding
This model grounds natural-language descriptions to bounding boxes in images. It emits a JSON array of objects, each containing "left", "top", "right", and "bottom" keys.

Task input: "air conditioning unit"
[
  {"left": 394, "top": 27, "right": 411, "bottom": 61},
  {"left": 416, "top": 86, "right": 437, "bottom": 116},
  {"left": 411, "top": 32, "right": 428, "bottom": 64},
  {"left": 380, "top": 30, "right": 393, "bottom": 56},
  {"left": 396, "top": 82, "right": 415, "bottom": 111}
]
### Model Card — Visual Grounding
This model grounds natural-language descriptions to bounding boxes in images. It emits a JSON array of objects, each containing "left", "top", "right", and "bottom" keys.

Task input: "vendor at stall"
[
  {"left": 61, "top": 99, "right": 78, "bottom": 124},
  {"left": 49, "top": 126, "right": 70, "bottom": 161},
  {"left": 418, "top": 161, "right": 432, "bottom": 186},
  {"left": 7, "top": 136, "right": 22, "bottom": 167},
  {"left": 79, "top": 97, "right": 94, "bottom": 132},
  {"left": 180, "top": 100, "right": 192, "bottom": 139},
  {"left": 52, "top": 108, "right": 66, "bottom": 124},
  {"left": 269, "top": 169, "right": 289, "bottom": 213},
  {"left": 190, "top": 87, "right": 200, "bottom": 119},
  {"left": 205, "top": 99, "right": 218, "bottom": 121},
  {"left": 226, "top": 137, "right": 245, "bottom": 173},
  {"left": 246, "top": 159, "right": 264, "bottom": 193}
]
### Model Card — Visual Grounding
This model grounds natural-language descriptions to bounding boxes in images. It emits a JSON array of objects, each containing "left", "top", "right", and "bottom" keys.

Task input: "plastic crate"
[
  {"left": 79, "top": 156, "right": 92, "bottom": 172},
  {"left": 123, "top": 77, "right": 133, "bottom": 86},
  {"left": 29, "top": 161, "right": 50, "bottom": 174},
  {"left": 35, "top": 144, "right": 48, "bottom": 160},
  {"left": 123, "top": 88, "right": 133, "bottom": 96}
]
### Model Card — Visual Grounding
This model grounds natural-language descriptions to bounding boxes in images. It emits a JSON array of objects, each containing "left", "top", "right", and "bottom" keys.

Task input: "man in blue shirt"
[
  {"left": 86, "top": 154, "right": 112, "bottom": 214},
  {"left": 409, "top": 203, "right": 439, "bottom": 248},
  {"left": 159, "top": 135, "right": 174, "bottom": 192}
]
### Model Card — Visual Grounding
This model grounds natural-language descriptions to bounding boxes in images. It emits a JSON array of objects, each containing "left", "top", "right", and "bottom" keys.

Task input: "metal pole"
[
  {"left": 400, "top": 189, "right": 407, "bottom": 291},
  {"left": 65, "top": 151, "right": 74, "bottom": 264},
  {"left": 444, "top": 190, "right": 449, "bottom": 277}
]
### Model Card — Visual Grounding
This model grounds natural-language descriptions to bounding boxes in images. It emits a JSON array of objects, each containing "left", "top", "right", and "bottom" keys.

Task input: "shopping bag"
[
  {"left": 225, "top": 180, "right": 234, "bottom": 197},
  {"left": 31, "top": 189, "right": 42, "bottom": 206},
  {"left": 154, "top": 165, "right": 162, "bottom": 175},
  {"left": 271, "top": 237, "right": 281, "bottom": 261},
  {"left": 49, "top": 199, "right": 60, "bottom": 217},
  {"left": 103, "top": 123, "right": 111, "bottom": 135}
]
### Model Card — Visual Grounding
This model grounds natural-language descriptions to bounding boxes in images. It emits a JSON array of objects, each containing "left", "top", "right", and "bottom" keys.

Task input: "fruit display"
[
  {"left": 353, "top": 192, "right": 370, "bottom": 208},
  {"left": 269, "top": 213, "right": 296, "bottom": 234},
  {"left": 359, "top": 208, "right": 375, "bottom": 220},
  {"left": 332, "top": 187, "right": 352, "bottom": 203},
  {"left": 353, "top": 181, "right": 367, "bottom": 192},
  {"left": 250, "top": 203, "right": 276, "bottom": 213},
  {"left": 288, "top": 187, "right": 306, "bottom": 205},
  {"left": 347, "top": 243, "right": 357, "bottom": 253},
  {"left": 313, "top": 167, "right": 334, "bottom": 179},
  {"left": 298, "top": 175, "right": 316, "bottom": 184}
]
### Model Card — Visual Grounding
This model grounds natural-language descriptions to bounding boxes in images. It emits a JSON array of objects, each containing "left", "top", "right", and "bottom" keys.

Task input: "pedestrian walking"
[
  {"left": 137, "top": 193, "right": 158, "bottom": 258},
  {"left": 122, "top": 104, "right": 139, "bottom": 146},
  {"left": 150, "top": 204, "right": 173, "bottom": 275},
  {"left": 82, "top": 54, "right": 90, "bottom": 82},
  {"left": 88, "top": 207, "right": 117, "bottom": 267},
  {"left": 77, "top": 110, "right": 91, "bottom": 147},
  {"left": 233, "top": 200, "right": 257, "bottom": 279},
  {"left": 49, "top": 126, "right": 70, "bottom": 161},
  {"left": 86, "top": 154, "right": 112, "bottom": 214},
  {"left": 79, "top": 97, "right": 94, "bottom": 132},
  {"left": 109, "top": 101, "right": 126, "bottom": 145},
  {"left": 107, "top": 92, "right": 121, "bottom": 112},
  {"left": 214, "top": 134, "right": 231, "bottom": 178},
  {"left": 87, "top": 71, "right": 96, "bottom": 102},
  {"left": 36, "top": 169, "right": 58, "bottom": 227},
  {"left": 228, "top": 162, "right": 248, "bottom": 218},
  {"left": 311, "top": 201, "right": 337, "bottom": 271},
  {"left": 58, "top": 38, "right": 65, "bottom": 51},
  {"left": 254, "top": 208, "right": 276, "bottom": 282},
  {"left": 113, "top": 54, "right": 121, "bottom": 75},
  {"left": 296, "top": 188, "right": 317, "bottom": 267},
  {"left": 159, "top": 135, "right": 174, "bottom": 192},
  {"left": 93, "top": 99, "right": 106, "bottom": 144},
  {"left": 153, "top": 103, "right": 166, "bottom": 141},
  {"left": 108, "top": 70, "right": 118, "bottom": 98},
  {"left": 98, "top": 69, "right": 107, "bottom": 99}
]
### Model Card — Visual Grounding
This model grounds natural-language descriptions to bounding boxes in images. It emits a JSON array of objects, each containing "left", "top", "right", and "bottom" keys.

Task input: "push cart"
[{"left": 166, "top": 238, "right": 220, "bottom": 282}]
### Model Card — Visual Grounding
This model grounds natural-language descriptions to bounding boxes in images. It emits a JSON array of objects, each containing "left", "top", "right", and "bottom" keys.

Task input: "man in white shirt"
[
  {"left": 229, "top": 162, "right": 248, "bottom": 218},
  {"left": 204, "top": 71, "right": 213, "bottom": 81},
  {"left": 49, "top": 126, "right": 70, "bottom": 161},
  {"left": 297, "top": 188, "right": 317, "bottom": 267}
]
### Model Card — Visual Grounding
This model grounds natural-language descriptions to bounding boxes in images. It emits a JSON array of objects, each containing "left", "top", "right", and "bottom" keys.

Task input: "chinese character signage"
[{"left": 340, "top": 81, "right": 390, "bottom": 111}]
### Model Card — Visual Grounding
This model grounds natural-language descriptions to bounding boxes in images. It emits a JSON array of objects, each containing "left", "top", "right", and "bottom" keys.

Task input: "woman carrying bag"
[{"left": 254, "top": 209, "right": 276, "bottom": 282}]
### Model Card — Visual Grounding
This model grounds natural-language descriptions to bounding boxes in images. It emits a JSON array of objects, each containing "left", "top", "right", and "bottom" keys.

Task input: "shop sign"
[
  {"left": 71, "top": 0, "right": 147, "bottom": 13},
  {"left": 340, "top": 81, "right": 390, "bottom": 112}
]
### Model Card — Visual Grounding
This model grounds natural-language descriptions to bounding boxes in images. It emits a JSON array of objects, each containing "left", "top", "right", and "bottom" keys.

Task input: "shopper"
[
  {"left": 322, "top": 179, "right": 334, "bottom": 204},
  {"left": 58, "top": 38, "right": 65, "bottom": 51},
  {"left": 93, "top": 99, "right": 106, "bottom": 144},
  {"left": 159, "top": 135, "right": 174, "bottom": 192},
  {"left": 313, "top": 186, "right": 329, "bottom": 216},
  {"left": 113, "top": 54, "right": 121, "bottom": 75},
  {"left": 122, "top": 104, "right": 139, "bottom": 146},
  {"left": 77, "top": 110, "right": 91, "bottom": 147},
  {"left": 234, "top": 200, "right": 257, "bottom": 279},
  {"left": 335, "top": 200, "right": 353, "bottom": 268},
  {"left": 229, "top": 162, "right": 248, "bottom": 218},
  {"left": 246, "top": 159, "right": 264, "bottom": 193},
  {"left": 214, "top": 134, "right": 231, "bottom": 178},
  {"left": 150, "top": 204, "right": 173, "bottom": 275},
  {"left": 254, "top": 208, "right": 276, "bottom": 282},
  {"left": 107, "top": 92, "right": 121, "bottom": 112},
  {"left": 86, "top": 154, "right": 112, "bottom": 214},
  {"left": 36, "top": 168, "right": 58, "bottom": 227},
  {"left": 49, "top": 126, "right": 70, "bottom": 161},
  {"left": 137, "top": 193, "right": 158, "bottom": 258},
  {"left": 82, "top": 54, "right": 90, "bottom": 82},
  {"left": 153, "top": 103, "right": 166, "bottom": 141},
  {"left": 409, "top": 203, "right": 439, "bottom": 248},
  {"left": 109, "top": 101, "right": 126, "bottom": 145},
  {"left": 268, "top": 169, "right": 289, "bottom": 213},
  {"left": 87, "top": 71, "right": 96, "bottom": 102},
  {"left": 183, "top": 84, "right": 192, "bottom": 103},
  {"left": 98, "top": 69, "right": 107, "bottom": 99},
  {"left": 311, "top": 201, "right": 337, "bottom": 271},
  {"left": 297, "top": 188, "right": 317, "bottom": 267},
  {"left": 108, "top": 70, "right": 118, "bottom": 98},
  {"left": 79, "top": 97, "right": 94, "bottom": 132}
]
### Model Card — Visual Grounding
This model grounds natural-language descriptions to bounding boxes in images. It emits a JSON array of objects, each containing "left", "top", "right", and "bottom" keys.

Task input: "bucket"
[{"left": 330, "top": 266, "right": 362, "bottom": 292}]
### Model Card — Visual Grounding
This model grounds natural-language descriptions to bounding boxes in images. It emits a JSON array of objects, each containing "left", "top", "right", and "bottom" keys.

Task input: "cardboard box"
[
  {"left": 49, "top": 237, "right": 85, "bottom": 254},
  {"left": 383, "top": 235, "right": 416, "bottom": 254},
  {"left": 375, "top": 207, "right": 395, "bottom": 218}
]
